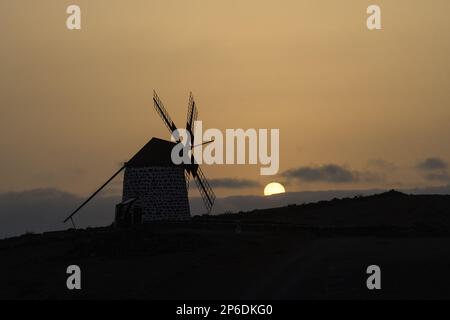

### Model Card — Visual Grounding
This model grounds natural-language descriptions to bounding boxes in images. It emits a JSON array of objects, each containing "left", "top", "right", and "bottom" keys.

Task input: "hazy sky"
[{"left": 1, "top": 0, "right": 450, "bottom": 198}]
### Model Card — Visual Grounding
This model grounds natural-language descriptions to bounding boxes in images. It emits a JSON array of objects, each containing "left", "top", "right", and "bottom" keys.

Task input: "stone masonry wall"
[{"left": 122, "top": 166, "right": 190, "bottom": 221}]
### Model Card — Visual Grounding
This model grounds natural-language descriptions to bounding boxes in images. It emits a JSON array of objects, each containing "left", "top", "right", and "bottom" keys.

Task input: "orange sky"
[{"left": 1, "top": 0, "right": 450, "bottom": 197}]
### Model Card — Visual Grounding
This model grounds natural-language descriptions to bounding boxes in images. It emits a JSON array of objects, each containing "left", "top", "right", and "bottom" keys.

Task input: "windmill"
[{"left": 63, "top": 91, "right": 216, "bottom": 227}]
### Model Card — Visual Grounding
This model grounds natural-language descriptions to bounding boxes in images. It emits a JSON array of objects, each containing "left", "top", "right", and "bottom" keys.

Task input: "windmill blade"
[
  {"left": 186, "top": 92, "right": 198, "bottom": 145},
  {"left": 153, "top": 90, "right": 178, "bottom": 136},
  {"left": 192, "top": 165, "right": 216, "bottom": 214},
  {"left": 63, "top": 165, "right": 126, "bottom": 223},
  {"left": 184, "top": 170, "right": 190, "bottom": 193}
]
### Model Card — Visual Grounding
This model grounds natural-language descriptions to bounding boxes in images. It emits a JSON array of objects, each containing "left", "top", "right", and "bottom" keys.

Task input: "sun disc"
[{"left": 264, "top": 182, "right": 286, "bottom": 196}]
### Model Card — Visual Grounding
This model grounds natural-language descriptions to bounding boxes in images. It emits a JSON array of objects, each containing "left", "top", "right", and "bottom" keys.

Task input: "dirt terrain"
[{"left": 1, "top": 191, "right": 450, "bottom": 299}]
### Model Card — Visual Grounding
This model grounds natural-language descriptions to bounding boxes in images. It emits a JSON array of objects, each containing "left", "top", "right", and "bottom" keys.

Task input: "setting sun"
[{"left": 263, "top": 182, "right": 286, "bottom": 196}]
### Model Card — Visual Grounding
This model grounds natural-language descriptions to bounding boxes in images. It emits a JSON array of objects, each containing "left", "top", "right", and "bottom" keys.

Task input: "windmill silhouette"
[{"left": 63, "top": 91, "right": 215, "bottom": 227}]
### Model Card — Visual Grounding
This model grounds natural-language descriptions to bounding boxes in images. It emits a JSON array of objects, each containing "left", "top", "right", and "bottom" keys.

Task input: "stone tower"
[{"left": 120, "top": 137, "right": 190, "bottom": 222}]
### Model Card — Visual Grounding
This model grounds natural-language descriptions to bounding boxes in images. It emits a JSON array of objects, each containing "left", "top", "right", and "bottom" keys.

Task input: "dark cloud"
[
  {"left": 283, "top": 164, "right": 356, "bottom": 183},
  {"left": 425, "top": 172, "right": 450, "bottom": 182},
  {"left": 208, "top": 178, "right": 260, "bottom": 189},
  {"left": 417, "top": 158, "right": 448, "bottom": 171},
  {"left": 416, "top": 158, "right": 450, "bottom": 182},
  {"left": 282, "top": 164, "right": 382, "bottom": 183},
  {"left": 0, "top": 189, "right": 119, "bottom": 239}
]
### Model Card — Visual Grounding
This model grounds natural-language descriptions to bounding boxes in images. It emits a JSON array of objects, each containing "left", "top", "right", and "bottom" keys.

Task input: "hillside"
[
  {"left": 197, "top": 190, "right": 450, "bottom": 233},
  {"left": 1, "top": 191, "right": 450, "bottom": 299}
]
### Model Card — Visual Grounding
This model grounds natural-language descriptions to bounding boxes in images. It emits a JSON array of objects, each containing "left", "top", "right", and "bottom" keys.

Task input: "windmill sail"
[
  {"left": 153, "top": 90, "right": 178, "bottom": 134},
  {"left": 184, "top": 92, "right": 215, "bottom": 214},
  {"left": 193, "top": 166, "right": 216, "bottom": 214},
  {"left": 186, "top": 92, "right": 198, "bottom": 145},
  {"left": 186, "top": 92, "right": 198, "bottom": 167}
]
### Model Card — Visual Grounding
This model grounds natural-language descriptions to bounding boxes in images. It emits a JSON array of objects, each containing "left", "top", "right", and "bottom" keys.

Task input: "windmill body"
[{"left": 119, "top": 138, "right": 190, "bottom": 223}]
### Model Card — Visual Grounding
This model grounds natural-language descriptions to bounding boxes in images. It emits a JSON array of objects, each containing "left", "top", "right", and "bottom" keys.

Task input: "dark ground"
[{"left": 1, "top": 190, "right": 450, "bottom": 299}]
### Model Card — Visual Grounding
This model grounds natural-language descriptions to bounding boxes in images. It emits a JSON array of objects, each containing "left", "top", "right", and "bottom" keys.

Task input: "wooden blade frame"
[
  {"left": 193, "top": 166, "right": 216, "bottom": 214},
  {"left": 153, "top": 90, "right": 178, "bottom": 135},
  {"left": 186, "top": 92, "right": 198, "bottom": 146}
]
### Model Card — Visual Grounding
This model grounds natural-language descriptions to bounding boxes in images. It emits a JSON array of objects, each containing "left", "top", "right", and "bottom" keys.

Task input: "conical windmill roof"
[{"left": 126, "top": 137, "right": 178, "bottom": 168}]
